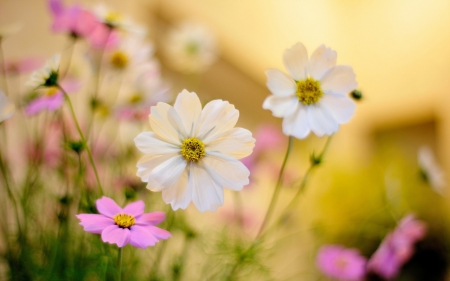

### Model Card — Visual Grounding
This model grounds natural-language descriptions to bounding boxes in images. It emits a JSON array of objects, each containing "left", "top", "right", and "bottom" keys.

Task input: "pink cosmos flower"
[
  {"left": 241, "top": 124, "right": 284, "bottom": 185},
  {"left": 77, "top": 196, "right": 171, "bottom": 248},
  {"left": 25, "top": 79, "right": 79, "bottom": 115},
  {"left": 367, "top": 214, "right": 427, "bottom": 279},
  {"left": 317, "top": 245, "right": 367, "bottom": 281},
  {"left": 49, "top": 0, "right": 118, "bottom": 49},
  {"left": 1, "top": 57, "right": 42, "bottom": 75}
]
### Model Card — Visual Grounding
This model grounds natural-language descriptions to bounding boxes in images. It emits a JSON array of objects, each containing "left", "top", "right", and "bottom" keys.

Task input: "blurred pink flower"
[
  {"left": 25, "top": 79, "right": 79, "bottom": 115},
  {"left": 49, "top": 0, "right": 118, "bottom": 49},
  {"left": 241, "top": 124, "right": 284, "bottom": 184},
  {"left": 25, "top": 121, "right": 62, "bottom": 167},
  {"left": 367, "top": 214, "right": 427, "bottom": 279},
  {"left": 1, "top": 57, "right": 42, "bottom": 75},
  {"left": 317, "top": 245, "right": 367, "bottom": 281},
  {"left": 77, "top": 196, "right": 171, "bottom": 248}
]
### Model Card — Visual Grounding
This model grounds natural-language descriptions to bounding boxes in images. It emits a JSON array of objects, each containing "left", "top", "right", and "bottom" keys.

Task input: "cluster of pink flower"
[{"left": 316, "top": 214, "right": 427, "bottom": 281}]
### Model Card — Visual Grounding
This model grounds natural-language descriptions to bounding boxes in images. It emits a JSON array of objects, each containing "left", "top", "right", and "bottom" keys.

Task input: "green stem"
[
  {"left": 0, "top": 148, "right": 21, "bottom": 235},
  {"left": 256, "top": 136, "right": 293, "bottom": 238},
  {"left": 57, "top": 84, "right": 104, "bottom": 195},
  {"left": 260, "top": 135, "right": 333, "bottom": 238},
  {"left": 226, "top": 137, "right": 293, "bottom": 280},
  {"left": 117, "top": 247, "right": 123, "bottom": 281},
  {"left": 0, "top": 39, "right": 10, "bottom": 95}
]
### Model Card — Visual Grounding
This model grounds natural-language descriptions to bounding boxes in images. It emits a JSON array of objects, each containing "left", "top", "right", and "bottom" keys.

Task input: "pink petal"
[
  {"left": 49, "top": 0, "right": 64, "bottom": 16},
  {"left": 129, "top": 225, "right": 160, "bottom": 248},
  {"left": 135, "top": 212, "right": 166, "bottom": 226},
  {"left": 76, "top": 214, "right": 114, "bottom": 234},
  {"left": 101, "top": 225, "right": 131, "bottom": 247},
  {"left": 147, "top": 226, "right": 171, "bottom": 240},
  {"left": 122, "top": 200, "right": 145, "bottom": 217},
  {"left": 96, "top": 196, "right": 122, "bottom": 218}
]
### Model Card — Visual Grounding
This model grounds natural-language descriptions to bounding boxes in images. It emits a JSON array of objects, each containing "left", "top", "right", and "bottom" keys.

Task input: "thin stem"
[
  {"left": 260, "top": 135, "right": 334, "bottom": 238},
  {"left": 0, "top": 148, "right": 21, "bottom": 235},
  {"left": 225, "top": 137, "right": 293, "bottom": 280},
  {"left": 256, "top": 136, "right": 293, "bottom": 238},
  {"left": 0, "top": 39, "right": 10, "bottom": 95},
  {"left": 57, "top": 84, "right": 104, "bottom": 195},
  {"left": 117, "top": 247, "right": 123, "bottom": 281}
]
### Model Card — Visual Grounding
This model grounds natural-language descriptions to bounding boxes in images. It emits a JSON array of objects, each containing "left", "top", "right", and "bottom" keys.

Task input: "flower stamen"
[
  {"left": 110, "top": 52, "right": 128, "bottom": 69},
  {"left": 181, "top": 137, "right": 205, "bottom": 162},
  {"left": 296, "top": 77, "right": 323, "bottom": 105},
  {"left": 113, "top": 213, "right": 136, "bottom": 228}
]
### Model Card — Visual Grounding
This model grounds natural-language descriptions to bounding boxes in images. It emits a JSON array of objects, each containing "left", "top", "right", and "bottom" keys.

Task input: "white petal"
[
  {"left": 319, "top": 95, "right": 356, "bottom": 123},
  {"left": 283, "top": 42, "right": 309, "bottom": 80},
  {"left": 150, "top": 102, "right": 186, "bottom": 144},
  {"left": 320, "top": 66, "right": 357, "bottom": 96},
  {"left": 134, "top": 132, "right": 179, "bottom": 155},
  {"left": 195, "top": 100, "right": 239, "bottom": 142},
  {"left": 262, "top": 95, "right": 298, "bottom": 118},
  {"left": 189, "top": 163, "right": 224, "bottom": 212},
  {"left": 162, "top": 168, "right": 191, "bottom": 210},
  {"left": 306, "top": 104, "right": 339, "bottom": 136},
  {"left": 308, "top": 44, "right": 337, "bottom": 80},
  {"left": 147, "top": 155, "right": 187, "bottom": 192},
  {"left": 206, "top": 128, "right": 255, "bottom": 159},
  {"left": 282, "top": 105, "right": 310, "bottom": 139},
  {"left": 174, "top": 90, "right": 202, "bottom": 135},
  {"left": 265, "top": 69, "right": 296, "bottom": 97},
  {"left": 136, "top": 154, "right": 178, "bottom": 190},
  {"left": 203, "top": 154, "right": 250, "bottom": 191}
]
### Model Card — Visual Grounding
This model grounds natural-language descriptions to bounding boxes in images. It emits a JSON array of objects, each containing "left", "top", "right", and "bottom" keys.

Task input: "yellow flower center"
[
  {"left": 110, "top": 51, "right": 128, "bottom": 69},
  {"left": 45, "top": 87, "right": 59, "bottom": 97},
  {"left": 296, "top": 77, "right": 323, "bottom": 105},
  {"left": 113, "top": 213, "right": 136, "bottom": 228},
  {"left": 129, "top": 93, "right": 143, "bottom": 104},
  {"left": 181, "top": 138, "right": 206, "bottom": 162},
  {"left": 334, "top": 257, "right": 349, "bottom": 270},
  {"left": 105, "top": 12, "right": 122, "bottom": 25}
]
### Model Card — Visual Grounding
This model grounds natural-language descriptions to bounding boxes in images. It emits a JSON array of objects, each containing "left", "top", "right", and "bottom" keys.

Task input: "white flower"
[
  {"left": 418, "top": 146, "right": 446, "bottom": 195},
  {"left": 263, "top": 42, "right": 357, "bottom": 139},
  {"left": 0, "top": 90, "right": 14, "bottom": 122},
  {"left": 134, "top": 90, "right": 255, "bottom": 212},
  {"left": 93, "top": 4, "right": 146, "bottom": 35},
  {"left": 163, "top": 21, "right": 217, "bottom": 73},
  {"left": 104, "top": 35, "right": 153, "bottom": 71},
  {"left": 26, "top": 54, "right": 61, "bottom": 89}
]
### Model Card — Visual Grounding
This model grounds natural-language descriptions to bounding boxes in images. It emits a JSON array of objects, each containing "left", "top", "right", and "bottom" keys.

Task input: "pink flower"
[
  {"left": 1, "top": 57, "right": 42, "bottom": 75},
  {"left": 49, "top": 0, "right": 118, "bottom": 49},
  {"left": 241, "top": 124, "right": 284, "bottom": 185},
  {"left": 77, "top": 196, "right": 171, "bottom": 248},
  {"left": 25, "top": 79, "right": 79, "bottom": 115},
  {"left": 317, "top": 245, "right": 367, "bottom": 281},
  {"left": 367, "top": 214, "right": 427, "bottom": 279}
]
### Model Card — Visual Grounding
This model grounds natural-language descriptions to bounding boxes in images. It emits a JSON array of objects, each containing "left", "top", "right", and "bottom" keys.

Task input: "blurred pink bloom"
[
  {"left": 77, "top": 196, "right": 171, "bottom": 248},
  {"left": 317, "top": 245, "right": 367, "bottom": 281},
  {"left": 1, "top": 57, "right": 42, "bottom": 75},
  {"left": 218, "top": 207, "right": 258, "bottom": 233},
  {"left": 367, "top": 214, "right": 427, "bottom": 279},
  {"left": 241, "top": 124, "right": 284, "bottom": 184},
  {"left": 49, "top": 0, "right": 118, "bottom": 49},
  {"left": 25, "top": 79, "right": 79, "bottom": 115}
]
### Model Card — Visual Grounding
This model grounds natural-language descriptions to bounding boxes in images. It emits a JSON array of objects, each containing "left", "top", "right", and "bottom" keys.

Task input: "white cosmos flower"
[
  {"left": 93, "top": 4, "right": 146, "bottom": 35},
  {"left": 26, "top": 54, "right": 61, "bottom": 89},
  {"left": 163, "top": 21, "right": 217, "bottom": 73},
  {"left": 0, "top": 90, "right": 14, "bottom": 122},
  {"left": 263, "top": 42, "right": 357, "bottom": 139},
  {"left": 134, "top": 90, "right": 255, "bottom": 212},
  {"left": 418, "top": 146, "right": 446, "bottom": 195},
  {"left": 105, "top": 35, "right": 153, "bottom": 71}
]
